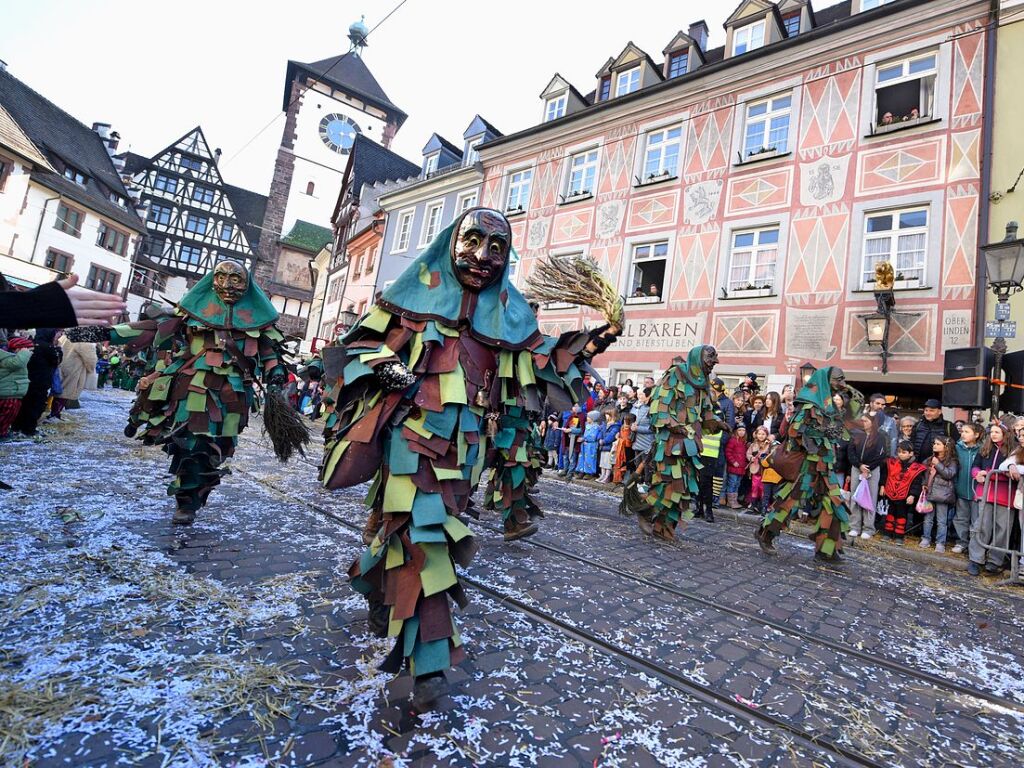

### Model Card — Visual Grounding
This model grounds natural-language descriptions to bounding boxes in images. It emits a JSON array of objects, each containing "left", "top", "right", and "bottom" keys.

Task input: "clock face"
[{"left": 319, "top": 113, "right": 360, "bottom": 154}]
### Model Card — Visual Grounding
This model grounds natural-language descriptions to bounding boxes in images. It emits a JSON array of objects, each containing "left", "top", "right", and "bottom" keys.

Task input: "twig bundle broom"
[
  {"left": 526, "top": 254, "right": 625, "bottom": 328},
  {"left": 262, "top": 388, "right": 311, "bottom": 463}
]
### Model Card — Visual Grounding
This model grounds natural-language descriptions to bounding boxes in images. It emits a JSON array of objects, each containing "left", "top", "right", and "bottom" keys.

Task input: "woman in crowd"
[
  {"left": 59, "top": 334, "right": 98, "bottom": 410},
  {"left": 630, "top": 388, "right": 653, "bottom": 469},
  {"left": 847, "top": 412, "right": 889, "bottom": 540},
  {"left": 967, "top": 422, "right": 1018, "bottom": 576},
  {"left": 921, "top": 436, "right": 957, "bottom": 552},
  {"left": 761, "top": 391, "right": 784, "bottom": 439},
  {"left": 597, "top": 409, "right": 621, "bottom": 483},
  {"left": 743, "top": 393, "right": 766, "bottom": 434},
  {"left": 831, "top": 393, "right": 853, "bottom": 494},
  {"left": 12, "top": 329, "right": 62, "bottom": 437},
  {"left": 899, "top": 416, "right": 917, "bottom": 446}
]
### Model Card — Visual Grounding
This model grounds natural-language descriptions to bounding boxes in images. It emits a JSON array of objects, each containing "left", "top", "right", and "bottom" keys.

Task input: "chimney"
[
  {"left": 92, "top": 122, "right": 119, "bottom": 157},
  {"left": 688, "top": 20, "right": 709, "bottom": 52},
  {"left": 214, "top": 148, "right": 222, "bottom": 164}
]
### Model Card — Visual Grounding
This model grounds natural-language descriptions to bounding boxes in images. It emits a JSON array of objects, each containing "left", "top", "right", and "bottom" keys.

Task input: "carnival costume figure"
[
  {"left": 757, "top": 366, "right": 863, "bottom": 561},
  {"left": 72, "top": 260, "right": 301, "bottom": 525},
  {"left": 620, "top": 345, "right": 724, "bottom": 540},
  {"left": 318, "top": 208, "right": 620, "bottom": 710}
]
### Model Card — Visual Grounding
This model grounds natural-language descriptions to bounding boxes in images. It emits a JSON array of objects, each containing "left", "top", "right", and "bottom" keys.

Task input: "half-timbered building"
[{"left": 120, "top": 127, "right": 267, "bottom": 306}]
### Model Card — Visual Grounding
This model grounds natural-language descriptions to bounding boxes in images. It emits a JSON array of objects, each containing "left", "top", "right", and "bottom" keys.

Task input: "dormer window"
[
  {"left": 63, "top": 165, "right": 88, "bottom": 186},
  {"left": 782, "top": 11, "right": 801, "bottom": 37},
  {"left": 179, "top": 155, "right": 202, "bottom": 172},
  {"left": 668, "top": 51, "right": 689, "bottom": 78},
  {"left": 615, "top": 66, "right": 641, "bottom": 96},
  {"left": 732, "top": 20, "right": 765, "bottom": 55},
  {"left": 545, "top": 95, "right": 567, "bottom": 122},
  {"left": 598, "top": 76, "right": 611, "bottom": 102},
  {"left": 424, "top": 153, "right": 439, "bottom": 175}
]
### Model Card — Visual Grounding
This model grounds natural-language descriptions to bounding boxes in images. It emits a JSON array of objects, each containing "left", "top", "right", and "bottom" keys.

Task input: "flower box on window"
[
  {"left": 741, "top": 146, "right": 781, "bottom": 162},
  {"left": 505, "top": 204, "right": 526, "bottom": 217},
  {"left": 729, "top": 285, "right": 773, "bottom": 298},
  {"left": 871, "top": 114, "right": 933, "bottom": 135},
  {"left": 893, "top": 277, "right": 921, "bottom": 290},
  {"left": 565, "top": 189, "right": 591, "bottom": 201},
  {"left": 625, "top": 294, "right": 662, "bottom": 305},
  {"left": 636, "top": 170, "right": 677, "bottom": 187}
]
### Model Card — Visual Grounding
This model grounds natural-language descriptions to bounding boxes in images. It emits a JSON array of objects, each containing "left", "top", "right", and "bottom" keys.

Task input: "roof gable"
[
  {"left": 463, "top": 114, "right": 502, "bottom": 140},
  {"left": 726, "top": 0, "right": 776, "bottom": 26},
  {"left": 663, "top": 31, "right": 693, "bottom": 55},
  {"left": 0, "top": 103, "right": 52, "bottom": 169},
  {"left": 610, "top": 41, "right": 656, "bottom": 72},
  {"left": 280, "top": 219, "right": 333, "bottom": 254},
  {"left": 595, "top": 57, "right": 616, "bottom": 79},
  {"left": 540, "top": 73, "right": 573, "bottom": 99},
  {"left": 422, "top": 132, "right": 462, "bottom": 158}
]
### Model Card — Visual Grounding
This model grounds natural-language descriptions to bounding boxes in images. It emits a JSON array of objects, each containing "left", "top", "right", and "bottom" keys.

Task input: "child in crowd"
[
  {"left": 597, "top": 409, "right": 621, "bottom": 483},
  {"left": 695, "top": 423, "right": 725, "bottom": 522},
  {"left": 967, "top": 422, "right": 1017, "bottom": 576},
  {"left": 0, "top": 336, "right": 32, "bottom": 438},
  {"left": 576, "top": 410, "right": 603, "bottom": 478},
  {"left": 747, "top": 425, "right": 772, "bottom": 513},
  {"left": 952, "top": 422, "right": 982, "bottom": 554},
  {"left": 558, "top": 406, "right": 584, "bottom": 477},
  {"left": 612, "top": 412, "right": 635, "bottom": 484},
  {"left": 920, "top": 436, "right": 957, "bottom": 552},
  {"left": 880, "top": 440, "right": 927, "bottom": 545},
  {"left": 543, "top": 413, "right": 562, "bottom": 469},
  {"left": 723, "top": 425, "right": 748, "bottom": 509}
]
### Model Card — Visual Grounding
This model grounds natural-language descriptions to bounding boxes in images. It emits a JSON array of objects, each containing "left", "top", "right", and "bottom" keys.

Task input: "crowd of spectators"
[{"left": 540, "top": 372, "right": 1021, "bottom": 578}]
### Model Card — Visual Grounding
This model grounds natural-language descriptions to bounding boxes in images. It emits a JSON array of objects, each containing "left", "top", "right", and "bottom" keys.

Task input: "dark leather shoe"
[{"left": 966, "top": 561, "right": 981, "bottom": 576}]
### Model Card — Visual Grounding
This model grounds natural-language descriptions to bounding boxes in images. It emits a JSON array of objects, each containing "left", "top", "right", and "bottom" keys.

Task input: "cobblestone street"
[{"left": 3, "top": 389, "right": 1024, "bottom": 767}]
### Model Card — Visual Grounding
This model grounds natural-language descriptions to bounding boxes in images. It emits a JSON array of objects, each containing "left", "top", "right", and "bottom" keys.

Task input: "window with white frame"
[
  {"left": 466, "top": 139, "right": 482, "bottom": 165},
  {"left": 861, "top": 207, "right": 928, "bottom": 288},
  {"left": 615, "top": 66, "right": 641, "bottom": 96},
  {"left": 545, "top": 94, "right": 567, "bottom": 122},
  {"left": 393, "top": 210, "right": 414, "bottom": 251},
  {"left": 565, "top": 149, "right": 598, "bottom": 199},
  {"left": 505, "top": 168, "right": 532, "bottom": 213},
  {"left": 627, "top": 241, "right": 669, "bottom": 302},
  {"left": 457, "top": 190, "right": 478, "bottom": 213},
  {"left": 733, "top": 20, "right": 765, "bottom": 55},
  {"left": 728, "top": 227, "right": 779, "bottom": 292},
  {"left": 642, "top": 126, "right": 682, "bottom": 181},
  {"left": 507, "top": 250, "right": 521, "bottom": 287},
  {"left": 862, "top": 0, "right": 894, "bottom": 9},
  {"left": 743, "top": 94, "right": 792, "bottom": 157},
  {"left": 874, "top": 52, "right": 937, "bottom": 127},
  {"left": 424, "top": 153, "right": 439, "bottom": 175},
  {"left": 420, "top": 202, "right": 444, "bottom": 245}
]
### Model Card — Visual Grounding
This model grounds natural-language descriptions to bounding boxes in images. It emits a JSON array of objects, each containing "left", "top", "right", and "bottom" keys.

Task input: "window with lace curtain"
[{"left": 861, "top": 207, "right": 928, "bottom": 289}]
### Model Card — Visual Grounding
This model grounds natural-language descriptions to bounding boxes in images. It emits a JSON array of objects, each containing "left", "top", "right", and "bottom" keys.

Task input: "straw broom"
[
  {"left": 261, "top": 388, "right": 311, "bottom": 463},
  {"left": 526, "top": 254, "right": 624, "bottom": 328}
]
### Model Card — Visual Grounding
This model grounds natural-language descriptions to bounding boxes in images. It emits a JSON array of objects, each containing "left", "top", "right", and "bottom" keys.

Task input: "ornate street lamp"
[
  {"left": 863, "top": 287, "right": 896, "bottom": 374},
  {"left": 799, "top": 361, "right": 816, "bottom": 384},
  {"left": 338, "top": 305, "right": 358, "bottom": 331},
  {"left": 981, "top": 221, "right": 1024, "bottom": 418}
]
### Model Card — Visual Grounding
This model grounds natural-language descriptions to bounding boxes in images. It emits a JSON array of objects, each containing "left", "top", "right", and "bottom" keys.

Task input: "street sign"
[
  {"left": 985, "top": 320, "right": 1016, "bottom": 339},
  {"left": 996, "top": 302, "right": 1012, "bottom": 321}
]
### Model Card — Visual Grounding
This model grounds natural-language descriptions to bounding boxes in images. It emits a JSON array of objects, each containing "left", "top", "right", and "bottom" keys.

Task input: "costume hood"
[
  {"left": 796, "top": 366, "right": 837, "bottom": 411},
  {"left": 377, "top": 208, "right": 540, "bottom": 350},
  {"left": 683, "top": 345, "right": 712, "bottom": 390},
  {"left": 177, "top": 265, "right": 278, "bottom": 331}
]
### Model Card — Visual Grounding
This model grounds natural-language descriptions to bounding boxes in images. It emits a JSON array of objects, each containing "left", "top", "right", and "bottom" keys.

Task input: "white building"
[{"left": 0, "top": 64, "right": 146, "bottom": 316}]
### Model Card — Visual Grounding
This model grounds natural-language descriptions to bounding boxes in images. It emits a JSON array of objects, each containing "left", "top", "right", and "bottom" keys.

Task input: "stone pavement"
[{"left": 2, "top": 388, "right": 1024, "bottom": 767}]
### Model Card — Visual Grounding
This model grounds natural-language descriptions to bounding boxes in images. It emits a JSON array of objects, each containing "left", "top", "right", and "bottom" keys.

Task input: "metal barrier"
[{"left": 975, "top": 468, "right": 1024, "bottom": 585}]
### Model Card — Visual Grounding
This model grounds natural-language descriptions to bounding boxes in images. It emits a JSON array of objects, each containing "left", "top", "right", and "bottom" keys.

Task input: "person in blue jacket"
[
  {"left": 597, "top": 409, "right": 621, "bottom": 483},
  {"left": 558, "top": 404, "right": 585, "bottom": 476},
  {"left": 576, "top": 410, "right": 603, "bottom": 476}
]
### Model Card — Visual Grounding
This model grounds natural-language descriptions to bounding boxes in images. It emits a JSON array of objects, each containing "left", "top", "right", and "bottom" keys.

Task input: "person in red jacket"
[
  {"left": 723, "top": 425, "right": 748, "bottom": 509},
  {"left": 879, "top": 440, "right": 927, "bottom": 545}
]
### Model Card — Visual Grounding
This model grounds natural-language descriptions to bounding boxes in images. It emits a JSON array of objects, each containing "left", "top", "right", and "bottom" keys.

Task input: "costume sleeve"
[
  {"left": 257, "top": 325, "right": 288, "bottom": 385},
  {"left": 0, "top": 281, "right": 77, "bottom": 329}
]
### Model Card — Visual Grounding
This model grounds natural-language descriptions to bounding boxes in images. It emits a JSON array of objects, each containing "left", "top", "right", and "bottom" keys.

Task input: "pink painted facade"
[{"left": 479, "top": 0, "right": 989, "bottom": 390}]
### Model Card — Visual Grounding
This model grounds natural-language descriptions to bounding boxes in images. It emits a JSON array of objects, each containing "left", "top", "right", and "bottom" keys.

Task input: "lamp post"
[
  {"left": 336, "top": 305, "right": 358, "bottom": 335},
  {"left": 981, "top": 221, "right": 1024, "bottom": 419},
  {"left": 799, "top": 361, "right": 816, "bottom": 384},
  {"left": 864, "top": 287, "right": 895, "bottom": 374}
]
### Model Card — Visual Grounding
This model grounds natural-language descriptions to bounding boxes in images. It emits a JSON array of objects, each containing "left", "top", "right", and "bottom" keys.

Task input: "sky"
[{"left": 0, "top": 0, "right": 748, "bottom": 194}]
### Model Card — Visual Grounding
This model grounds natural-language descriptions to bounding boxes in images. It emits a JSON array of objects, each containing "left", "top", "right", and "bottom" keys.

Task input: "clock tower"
[{"left": 254, "top": 16, "right": 407, "bottom": 336}]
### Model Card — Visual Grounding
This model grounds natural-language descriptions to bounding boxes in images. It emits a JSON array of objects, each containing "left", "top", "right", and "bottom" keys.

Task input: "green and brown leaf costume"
[
  {"left": 760, "top": 366, "right": 861, "bottom": 558},
  {"left": 621, "top": 345, "right": 719, "bottom": 539},
  {"left": 320, "top": 213, "right": 594, "bottom": 677},
  {"left": 110, "top": 271, "right": 287, "bottom": 513}
]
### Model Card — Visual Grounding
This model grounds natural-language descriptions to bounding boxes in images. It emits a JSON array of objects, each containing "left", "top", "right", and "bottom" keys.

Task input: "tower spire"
[{"left": 348, "top": 15, "right": 368, "bottom": 56}]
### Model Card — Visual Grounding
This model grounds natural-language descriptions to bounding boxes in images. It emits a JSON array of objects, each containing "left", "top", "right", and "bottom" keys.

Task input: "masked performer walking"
[
  {"left": 757, "top": 366, "right": 862, "bottom": 562},
  {"left": 72, "top": 260, "right": 304, "bottom": 524},
  {"left": 318, "top": 208, "right": 620, "bottom": 710},
  {"left": 620, "top": 345, "right": 725, "bottom": 541}
]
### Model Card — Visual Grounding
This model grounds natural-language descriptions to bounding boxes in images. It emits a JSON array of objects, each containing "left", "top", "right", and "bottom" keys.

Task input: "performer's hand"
[
  {"left": 583, "top": 323, "right": 620, "bottom": 358},
  {"left": 59, "top": 274, "right": 127, "bottom": 326},
  {"left": 375, "top": 361, "right": 416, "bottom": 392}
]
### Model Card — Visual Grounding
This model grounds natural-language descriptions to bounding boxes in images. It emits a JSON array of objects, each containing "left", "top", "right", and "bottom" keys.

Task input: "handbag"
[
  {"left": 916, "top": 488, "right": 933, "bottom": 514},
  {"left": 852, "top": 475, "right": 875, "bottom": 513},
  {"left": 768, "top": 443, "right": 804, "bottom": 482}
]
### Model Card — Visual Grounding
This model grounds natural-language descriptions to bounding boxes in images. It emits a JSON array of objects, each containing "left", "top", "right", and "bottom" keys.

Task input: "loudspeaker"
[
  {"left": 1002, "top": 350, "right": 1024, "bottom": 414},
  {"left": 942, "top": 346, "right": 993, "bottom": 409}
]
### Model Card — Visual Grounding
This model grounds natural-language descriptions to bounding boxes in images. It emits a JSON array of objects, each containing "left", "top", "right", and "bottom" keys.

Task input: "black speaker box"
[
  {"left": 1002, "top": 349, "right": 1024, "bottom": 414},
  {"left": 942, "top": 346, "right": 993, "bottom": 409}
]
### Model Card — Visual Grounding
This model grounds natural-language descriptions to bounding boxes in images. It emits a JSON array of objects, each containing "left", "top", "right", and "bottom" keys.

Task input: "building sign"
[
  {"left": 941, "top": 310, "right": 972, "bottom": 350},
  {"left": 614, "top": 315, "right": 706, "bottom": 352},
  {"left": 985, "top": 320, "right": 1016, "bottom": 339},
  {"left": 784, "top": 305, "right": 838, "bottom": 361}
]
